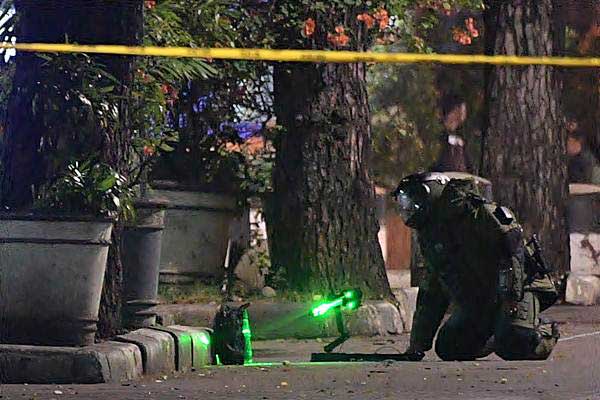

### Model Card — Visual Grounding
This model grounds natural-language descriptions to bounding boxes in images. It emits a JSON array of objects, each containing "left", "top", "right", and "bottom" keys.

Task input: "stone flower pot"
[
  {"left": 0, "top": 213, "right": 113, "bottom": 346},
  {"left": 149, "top": 181, "right": 236, "bottom": 284},
  {"left": 121, "top": 199, "right": 168, "bottom": 329}
]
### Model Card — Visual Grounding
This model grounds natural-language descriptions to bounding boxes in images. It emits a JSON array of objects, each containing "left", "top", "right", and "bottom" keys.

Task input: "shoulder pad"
[{"left": 493, "top": 206, "right": 514, "bottom": 225}]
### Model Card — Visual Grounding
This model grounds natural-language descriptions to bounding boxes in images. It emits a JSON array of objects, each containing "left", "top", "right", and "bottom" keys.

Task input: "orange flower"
[
  {"left": 337, "top": 33, "right": 350, "bottom": 46},
  {"left": 143, "top": 145, "right": 155, "bottom": 156},
  {"left": 373, "top": 8, "right": 389, "bottom": 30},
  {"left": 327, "top": 26, "right": 350, "bottom": 47},
  {"left": 357, "top": 13, "right": 375, "bottom": 29},
  {"left": 465, "top": 17, "right": 479, "bottom": 38},
  {"left": 452, "top": 27, "right": 472, "bottom": 45},
  {"left": 327, "top": 31, "right": 350, "bottom": 47},
  {"left": 161, "top": 84, "right": 179, "bottom": 101},
  {"left": 303, "top": 18, "right": 316, "bottom": 37}
]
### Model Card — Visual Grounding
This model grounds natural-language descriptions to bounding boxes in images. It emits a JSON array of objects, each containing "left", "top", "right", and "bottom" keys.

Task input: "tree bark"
[
  {"left": 483, "top": 0, "right": 570, "bottom": 277},
  {"left": 268, "top": 9, "right": 391, "bottom": 299},
  {"left": 2, "top": 1, "right": 143, "bottom": 337}
]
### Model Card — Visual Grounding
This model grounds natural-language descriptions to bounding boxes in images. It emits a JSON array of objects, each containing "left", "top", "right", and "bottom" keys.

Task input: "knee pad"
[{"left": 495, "top": 324, "right": 557, "bottom": 361}]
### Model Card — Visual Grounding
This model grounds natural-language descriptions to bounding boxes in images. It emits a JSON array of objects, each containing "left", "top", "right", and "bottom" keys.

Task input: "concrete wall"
[{"left": 566, "top": 184, "right": 600, "bottom": 305}]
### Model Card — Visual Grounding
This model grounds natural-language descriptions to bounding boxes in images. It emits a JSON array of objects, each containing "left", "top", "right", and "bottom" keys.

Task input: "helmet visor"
[{"left": 395, "top": 190, "right": 421, "bottom": 222}]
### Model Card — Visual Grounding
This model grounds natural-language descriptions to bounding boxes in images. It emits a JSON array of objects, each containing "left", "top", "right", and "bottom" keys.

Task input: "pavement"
[{"left": 1, "top": 305, "right": 600, "bottom": 399}]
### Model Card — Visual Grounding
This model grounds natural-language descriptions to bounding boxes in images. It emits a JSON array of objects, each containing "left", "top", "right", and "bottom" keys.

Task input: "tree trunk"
[
  {"left": 483, "top": 0, "right": 570, "bottom": 278},
  {"left": 268, "top": 10, "right": 391, "bottom": 299},
  {"left": 2, "top": 1, "right": 143, "bottom": 337}
]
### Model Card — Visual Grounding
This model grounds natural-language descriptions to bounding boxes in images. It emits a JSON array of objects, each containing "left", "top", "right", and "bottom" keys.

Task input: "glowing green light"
[
  {"left": 345, "top": 300, "right": 358, "bottom": 310},
  {"left": 199, "top": 332, "right": 211, "bottom": 346},
  {"left": 344, "top": 290, "right": 354, "bottom": 299},
  {"left": 242, "top": 309, "right": 253, "bottom": 364},
  {"left": 311, "top": 298, "right": 344, "bottom": 317}
]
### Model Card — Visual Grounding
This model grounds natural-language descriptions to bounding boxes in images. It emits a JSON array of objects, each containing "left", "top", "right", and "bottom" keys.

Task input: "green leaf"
[
  {"left": 98, "top": 85, "right": 115, "bottom": 93},
  {"left": 97, "top": 175, "right": 117, "bottom": 191},
  {"left": 159, "top": 143, "right": 175, "bottom": 152}
]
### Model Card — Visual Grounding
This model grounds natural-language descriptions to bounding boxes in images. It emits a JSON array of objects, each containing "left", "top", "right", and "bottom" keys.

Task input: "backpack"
[{"left": 212, "top": 303, "right": 249, "bottom": 365}]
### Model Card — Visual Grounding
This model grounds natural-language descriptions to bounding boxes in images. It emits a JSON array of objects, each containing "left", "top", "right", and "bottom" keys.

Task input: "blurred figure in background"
[
  {"left": 567, "top": 127, "right": 600, "bottom": 185},
  {"left": 430, "top": 94, "right": 472, "bottom": 173}
]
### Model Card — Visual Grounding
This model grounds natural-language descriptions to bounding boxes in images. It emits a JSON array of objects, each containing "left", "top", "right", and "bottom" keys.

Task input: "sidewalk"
[
  {"left": 2, "top": 305, "right": 599, "bottom": 400},
  {"left": 251, "top": 304, "right": 600, "bottom": 363}
]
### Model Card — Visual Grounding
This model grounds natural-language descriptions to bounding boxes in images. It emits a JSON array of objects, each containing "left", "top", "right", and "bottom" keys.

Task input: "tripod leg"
[{"left": 324, "top": 309, "right": 350, "bottom": 353}]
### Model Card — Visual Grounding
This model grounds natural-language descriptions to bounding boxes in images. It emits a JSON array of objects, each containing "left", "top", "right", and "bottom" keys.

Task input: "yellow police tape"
[{"left": 1, "top": 42, "right": 600, "bottom": 68}]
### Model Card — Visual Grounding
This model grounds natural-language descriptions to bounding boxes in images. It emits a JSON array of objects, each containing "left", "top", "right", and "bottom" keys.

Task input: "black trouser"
[{"left": 434, "top": 292, "right": 558, "bottom": 361}]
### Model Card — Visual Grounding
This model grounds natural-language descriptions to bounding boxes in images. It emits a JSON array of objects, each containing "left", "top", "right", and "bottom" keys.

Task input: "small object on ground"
[
  {"left": 310, "top": 289, "right": 363, "bottom": 354},
  {"left": 242, "top": 308, "right": 254, "bottom": 364},
  {"left": 53, "top": 390, "right": 63, "bottom": 395},
  {"left": 311, "top": 352, "right": 424, "bottom": 362},
  {"left": 500, "top": 378, "right": 508, "bottom": 384},
  {"left": 262, "top": 286, "right": 276, "bottom": 298},
  {"left": 282, "top": 360, "right": 291, "bottom": 365},
  {"left": 212, "top": 303, "right": 251, "bottom": 365}
]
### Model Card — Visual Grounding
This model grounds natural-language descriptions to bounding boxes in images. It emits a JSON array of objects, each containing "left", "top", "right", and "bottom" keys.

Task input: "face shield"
[{"left": 394, "top": 189, "right": 421, "bottom": 223}]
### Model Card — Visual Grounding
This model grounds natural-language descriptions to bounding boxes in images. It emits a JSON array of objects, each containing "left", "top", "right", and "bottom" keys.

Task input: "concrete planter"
[
  {"left": 0, "top": 214, "right": 112, "bottom": 346},
  {"left": 122, "top": 200, "right": 168, "bottom": 329},
  {"left": 149, "top": 181, "right": 235, "bottom": 284}
]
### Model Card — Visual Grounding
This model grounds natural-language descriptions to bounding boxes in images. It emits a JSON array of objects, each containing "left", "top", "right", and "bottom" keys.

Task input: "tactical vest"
[{"left": 418, "top": 179, "right": 525, "bottom": 306}]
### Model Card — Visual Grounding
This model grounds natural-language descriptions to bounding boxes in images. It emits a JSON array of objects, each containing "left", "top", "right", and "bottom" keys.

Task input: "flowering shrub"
[
  {"left": 35, "top": 160, "right": 134, "bottom": 219},
  {"left": 452, "top": 17, "right": 479, "bottom": 45}
]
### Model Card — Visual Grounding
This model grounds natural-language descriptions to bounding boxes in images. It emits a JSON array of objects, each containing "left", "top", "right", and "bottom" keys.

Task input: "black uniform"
[{"left": 394, "top": 173, "right": 559, "bottom": 361}]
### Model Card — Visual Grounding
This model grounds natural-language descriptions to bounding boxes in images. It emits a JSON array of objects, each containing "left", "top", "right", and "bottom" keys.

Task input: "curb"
[
  {"left": 153, "top": 300, "right": 410, "bottom": 340},
  {"left": 115, "top": 328, "right": 176, "bottom": 376},
  {"left": 0, "top": 341, "right": 142, "bottom": 384},
  {"left": 0, "top": 326, "right": 212, "bottom": 384},
  {"left": 149, "top": 326, "right": 212, "bottom": 373}
]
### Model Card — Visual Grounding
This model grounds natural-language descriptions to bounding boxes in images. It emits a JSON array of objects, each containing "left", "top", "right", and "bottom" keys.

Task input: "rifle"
[{"left": 526, "top": 234, "right": 553, "bottom": 276}]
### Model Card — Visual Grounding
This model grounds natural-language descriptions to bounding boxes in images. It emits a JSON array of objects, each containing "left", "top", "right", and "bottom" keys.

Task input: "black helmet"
[{"left": 392, "top": 172, "right": 450, "bottom": 227}]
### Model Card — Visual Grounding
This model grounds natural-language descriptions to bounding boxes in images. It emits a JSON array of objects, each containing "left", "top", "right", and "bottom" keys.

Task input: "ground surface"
[{"left": 1, "top": 305, "right": 599, "bottom": 400}]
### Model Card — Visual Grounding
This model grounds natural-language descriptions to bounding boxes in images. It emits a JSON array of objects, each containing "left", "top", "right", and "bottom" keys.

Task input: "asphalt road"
[{"left": 1, "top": 305, "right": 599, "bottom": 400}]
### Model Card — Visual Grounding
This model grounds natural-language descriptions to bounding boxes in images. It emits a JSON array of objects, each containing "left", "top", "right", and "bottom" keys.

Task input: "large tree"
[
  {"left": 483, "top": 0, "right": 570, "bottom": 277},
  {"left": 2, "top": 0, "right": 143, "bottom": 336},
  {"left": 267, "top": 4, "right": 392, "bottom": 298}
]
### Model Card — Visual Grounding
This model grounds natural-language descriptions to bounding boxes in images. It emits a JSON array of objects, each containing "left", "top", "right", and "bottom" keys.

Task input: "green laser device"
[
  {"left": 309, "top": 288, "right": 419, "bottom": 362},
  {"left": 309, "top": 289, "right": 362, "bottom": 353}
]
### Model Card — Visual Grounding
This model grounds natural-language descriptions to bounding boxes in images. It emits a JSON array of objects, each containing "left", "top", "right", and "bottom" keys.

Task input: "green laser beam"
[{"left": 311, "top": 298, "right": 344, "bottom": 317}]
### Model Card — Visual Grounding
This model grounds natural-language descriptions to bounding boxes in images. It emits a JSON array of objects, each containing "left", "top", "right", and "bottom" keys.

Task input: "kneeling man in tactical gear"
[{"left": 393, "top": 172, "right": 560, "bottom": 361}]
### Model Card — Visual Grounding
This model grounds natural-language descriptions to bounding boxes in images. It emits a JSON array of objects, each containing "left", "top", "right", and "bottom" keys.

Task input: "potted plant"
[
  {"left": 0, "top": 160, "right": 132, "bottom": 346},
  {"left": 118, "top": 0, "right": 223, "bottom": 325},
  {"left": 148, "top": 123, "right": 242, "bottom": 285},
  {"left": 148, "top": 77, "right": 271, "bottom": 286},
  {"left": 120, "top": 125, "right": 178, "bottom": 329}
]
